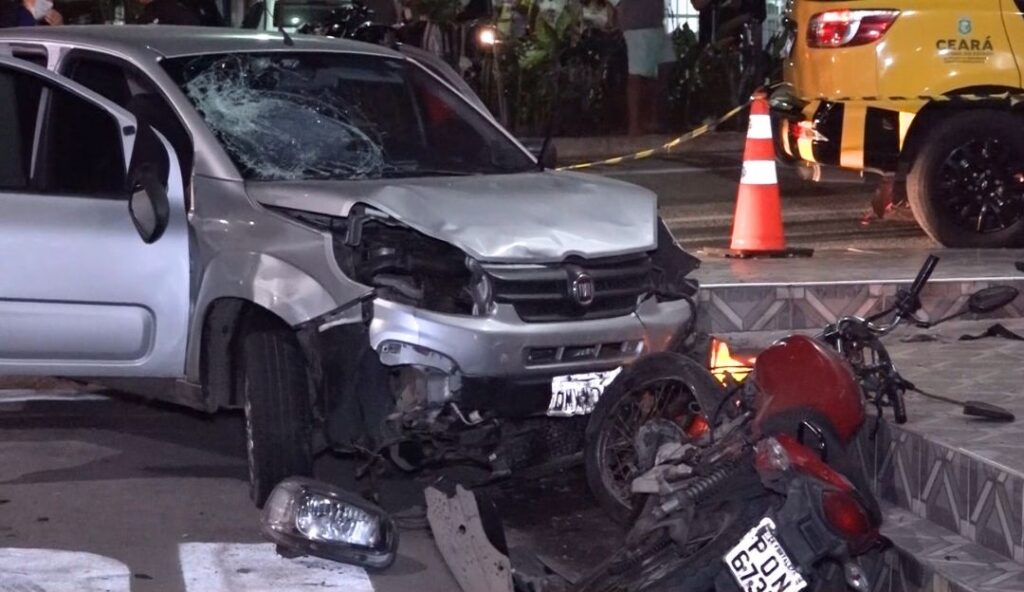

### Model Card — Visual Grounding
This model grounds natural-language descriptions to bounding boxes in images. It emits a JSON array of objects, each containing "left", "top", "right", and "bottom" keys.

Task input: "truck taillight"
[{"left": 808, "top": 10, "right": 900, "bottom": 48}]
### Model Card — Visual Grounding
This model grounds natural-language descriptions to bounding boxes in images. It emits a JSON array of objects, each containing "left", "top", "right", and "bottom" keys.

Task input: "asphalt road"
[
  {"left": 590, "top": 145, "right": 931, "bottom": 251},
  {"left": 0, "top": 391, "right": 468, "bottom": 592},
  {"left": 0, "top": 391, "right": 619, "bottom": 592}
]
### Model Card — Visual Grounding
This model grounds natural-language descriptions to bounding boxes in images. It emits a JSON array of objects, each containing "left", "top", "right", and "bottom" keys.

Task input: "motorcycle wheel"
[
  {"left": 584, "top": 352, "right": 727, "bottom": 524},
  {"left": 574, "top": 497, "right": 772, "bottom": 592}
]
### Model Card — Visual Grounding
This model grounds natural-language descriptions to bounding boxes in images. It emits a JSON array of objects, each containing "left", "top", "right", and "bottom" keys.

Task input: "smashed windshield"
[{"left": 161, "top": 52, "right": 535, "bottom": 181}]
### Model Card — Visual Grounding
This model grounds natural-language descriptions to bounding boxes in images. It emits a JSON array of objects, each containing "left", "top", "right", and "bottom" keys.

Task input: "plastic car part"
[{"left": 424, "top": 481, "right": 514, "bottom": 592}]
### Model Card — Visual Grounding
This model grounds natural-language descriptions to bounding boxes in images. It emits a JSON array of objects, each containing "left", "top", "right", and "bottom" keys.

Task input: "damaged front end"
[{"left": 278, "top": 202, "right": 700, "bottom": 478}]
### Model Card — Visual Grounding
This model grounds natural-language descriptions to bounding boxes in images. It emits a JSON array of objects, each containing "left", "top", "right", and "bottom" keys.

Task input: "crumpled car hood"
[{"left": 248, "top": 172, "right": 658, "bottom": 262}]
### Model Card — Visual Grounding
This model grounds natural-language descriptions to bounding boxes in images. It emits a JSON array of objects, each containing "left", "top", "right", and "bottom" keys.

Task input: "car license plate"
[
  {"left": 547, "top": 368, "right": 622, "bottom": 417},
  {"left": 724, "top": 517, "right": 807, "bottom": 592}
]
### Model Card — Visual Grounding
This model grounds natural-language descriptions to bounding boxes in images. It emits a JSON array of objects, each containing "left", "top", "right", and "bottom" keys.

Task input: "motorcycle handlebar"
[
  {"left": 908, "top": 255, "right": 940, "bottom": 302},
  {"left": 889, "top": 385, "right": 908, "bottom": 424}
]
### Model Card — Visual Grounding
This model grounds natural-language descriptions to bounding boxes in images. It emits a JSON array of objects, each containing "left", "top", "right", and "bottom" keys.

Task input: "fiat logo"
[{"left": 569, "top": 272, "right": 595, "bottom": 306}]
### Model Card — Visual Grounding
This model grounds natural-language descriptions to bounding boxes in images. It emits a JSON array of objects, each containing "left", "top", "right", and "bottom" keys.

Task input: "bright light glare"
[{"left": 478, "top": 27, "right": 497, "bottom": 46}]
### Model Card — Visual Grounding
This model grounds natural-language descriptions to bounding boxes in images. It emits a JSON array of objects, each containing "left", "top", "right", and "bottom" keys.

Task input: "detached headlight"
[{"left": 261, "top": 478, "right": 399, "bottom": 569}]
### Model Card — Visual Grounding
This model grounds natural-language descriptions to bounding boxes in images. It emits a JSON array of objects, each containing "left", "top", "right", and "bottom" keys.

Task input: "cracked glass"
[{"left": 162, "top": 52, "right": 534, "bottom": 181}]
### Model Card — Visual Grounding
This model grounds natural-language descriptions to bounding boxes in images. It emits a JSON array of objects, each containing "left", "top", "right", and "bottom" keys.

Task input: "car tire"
[
  {"left": 239, "top": 319, "right": 314, "bottom": 507},
  {"left": 584, "top": 352, "right": 726, "bottom": 524},
  {"left": 907, "top": 110, "right": 1024, "bottom": 248}
]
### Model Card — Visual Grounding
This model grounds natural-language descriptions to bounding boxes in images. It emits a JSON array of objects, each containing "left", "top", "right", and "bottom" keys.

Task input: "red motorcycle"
[{"left": 575, "top": 256, "right": 1017, "bottom": 592}]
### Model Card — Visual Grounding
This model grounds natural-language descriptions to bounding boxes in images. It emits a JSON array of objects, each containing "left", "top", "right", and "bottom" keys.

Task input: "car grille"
[
  {"left": 483, "top": 254, "right": 654, "bottom": 323},
  {"left": 524, "top": 341, "right": 644, "bottom": 366}
]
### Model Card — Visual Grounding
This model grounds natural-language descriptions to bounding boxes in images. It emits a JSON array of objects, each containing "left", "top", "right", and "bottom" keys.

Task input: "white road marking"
[
  {"left": 179, "top": 543, "right": 375, "bottom": 592},
  {"left": 0, "top": 441, "right": 120, "bottom": 482},
  {"left": 0, "top": 548, "right": 131, "bottom": 592},
  {"left": 0, "top": 390, "right": 108, "bottom": 404}
]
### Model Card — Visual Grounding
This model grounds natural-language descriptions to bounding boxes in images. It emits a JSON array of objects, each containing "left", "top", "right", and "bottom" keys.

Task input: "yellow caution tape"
[
  {"left": 799, "top": 92, "right": 1024, "bottom": 104},
  {"left": 558, "top": 102, "right": 750, "bottom": 171}
]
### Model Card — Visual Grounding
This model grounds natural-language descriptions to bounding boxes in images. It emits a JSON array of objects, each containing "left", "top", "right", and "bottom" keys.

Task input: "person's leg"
[
  {"left": 640, "top": 75, "right": 655, "bottom": 133},
  {"left": 627, "top": 74, "right": 645, "bottom": 136},
  {"left": 651, "top": 28, "right": 676, "bottom": 132},
  {"left": 624, "top": 29, "right": 656, "bottom": 136}
]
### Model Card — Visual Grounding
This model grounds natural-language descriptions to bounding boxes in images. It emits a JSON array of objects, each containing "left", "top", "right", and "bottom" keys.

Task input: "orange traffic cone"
[{"left": 726, "top": 93, "right": 812, "bottom": 258}]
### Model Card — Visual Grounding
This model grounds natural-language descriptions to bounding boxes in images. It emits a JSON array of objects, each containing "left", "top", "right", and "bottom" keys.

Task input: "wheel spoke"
[
  {"left": 939, "top": 138, "right": 1024, "bottom": 233},
  {"left": 597, "top": 377, "right": 709, "bottom": 509}
]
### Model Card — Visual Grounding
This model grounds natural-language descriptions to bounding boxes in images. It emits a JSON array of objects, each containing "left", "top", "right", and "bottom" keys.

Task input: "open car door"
[{"left": 0, "top": 55, "right": 190, "bottom": 378}]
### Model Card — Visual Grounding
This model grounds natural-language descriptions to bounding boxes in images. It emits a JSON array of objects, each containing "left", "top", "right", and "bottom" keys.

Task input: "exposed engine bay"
[{"left": 284, "top": 204, "right": 701, "bottom": 476}]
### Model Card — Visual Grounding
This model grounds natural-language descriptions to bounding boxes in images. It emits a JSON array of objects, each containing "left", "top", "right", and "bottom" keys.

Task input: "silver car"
[{"left": 0, "top": 26, "right": 698, "bottom": 505}]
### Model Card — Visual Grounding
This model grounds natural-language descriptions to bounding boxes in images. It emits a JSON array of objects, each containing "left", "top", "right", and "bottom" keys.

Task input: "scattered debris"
[{"left": 425, "top": 481, "right": 514, "bottom": 592}]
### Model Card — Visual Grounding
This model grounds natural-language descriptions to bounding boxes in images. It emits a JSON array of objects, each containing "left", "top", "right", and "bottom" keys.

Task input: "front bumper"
[
  {"left": 367, "top": 296, "right": 692, "bottom": 378},
  {"left": 771, "top": 86, "right": 905, "bottom": 175}
]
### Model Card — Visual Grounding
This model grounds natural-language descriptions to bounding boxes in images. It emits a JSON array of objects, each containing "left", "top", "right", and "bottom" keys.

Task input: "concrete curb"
[{"left": 548, "top": 131, "right": 745, "bottom": 163}]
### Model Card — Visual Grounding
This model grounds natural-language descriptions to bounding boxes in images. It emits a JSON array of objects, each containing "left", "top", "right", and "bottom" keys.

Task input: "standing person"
[
  {"left": 134, "top": 0, "right": 201, "bottom": 25},
  {"left": 614, "top": 0, "right": 673, "bottom": 135},
  {"left": 581, "top": 0, "right": 615, "bottom": 31},
  {"left": 692, "top": 0, "right": 765, "bottom": 48},
  {"left": 1, "top": 0, "right": 63, "bottom": 26}
]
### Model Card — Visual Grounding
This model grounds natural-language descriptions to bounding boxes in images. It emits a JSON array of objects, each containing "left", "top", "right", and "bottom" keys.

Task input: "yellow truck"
[{"left": 772, "top": 0, "right": 1024, "bottom": 247}]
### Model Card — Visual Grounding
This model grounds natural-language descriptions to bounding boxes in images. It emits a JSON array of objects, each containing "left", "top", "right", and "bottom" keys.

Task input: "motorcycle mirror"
[
  {"left": 963, "top": 401, "right": 1016, "bottom": 422},
  {"left": 967, "top": 286, "right": 1019, "bottom": 314}
]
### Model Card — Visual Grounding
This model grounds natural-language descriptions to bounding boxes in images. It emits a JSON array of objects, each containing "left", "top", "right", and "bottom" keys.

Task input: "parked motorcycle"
[
  {"left": 294, "top": 0, "right": 393, "bottom": 43},
  {"left": 578, "top": 256, "right": 1018, "bottom": 591}
]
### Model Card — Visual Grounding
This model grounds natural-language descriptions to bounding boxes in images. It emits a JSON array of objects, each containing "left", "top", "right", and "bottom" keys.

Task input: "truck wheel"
[
  {"left": 907, "top": 110, "right": 1024, "bottom": 247},
  {"left": 238, "top": 321, "right": 314, "bottom": 507},
  {"left": 584, "top": 352, "right": 725, "bottom": 524}
]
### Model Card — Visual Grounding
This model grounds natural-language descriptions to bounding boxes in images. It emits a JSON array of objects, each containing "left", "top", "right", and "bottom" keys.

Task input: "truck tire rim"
[
  {"left": 596, "top": 377, "right": 706, "bottom": 512},
  {"left": 939, "top": 138, "right": 1024, "bottom": 234}
]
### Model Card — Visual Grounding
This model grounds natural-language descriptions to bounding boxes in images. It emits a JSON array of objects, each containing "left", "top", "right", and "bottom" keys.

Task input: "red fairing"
[{"left": 751, "top": 335, "right": 865, "bottom": 444}]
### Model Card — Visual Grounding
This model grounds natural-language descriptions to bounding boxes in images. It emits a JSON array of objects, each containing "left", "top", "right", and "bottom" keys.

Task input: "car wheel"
[
  {"left": 907, "top": 110, "right": 1024, "bottom": 248},
  {"left": 584, "top": 352, "right": 726, "bottom": 524},
  {"left": 239, "top": 319, "right": 314, "bottom": 507}
]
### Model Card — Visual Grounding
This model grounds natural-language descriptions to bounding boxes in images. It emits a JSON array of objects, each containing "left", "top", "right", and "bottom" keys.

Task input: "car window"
[
  {"left": 62, "top": 52, "right": 194, "bottom": 183},
  {"left": 0, "top": 66, "right": 42, "bottom": 190},
  {"left": 0, "top": 65, "right": 125, "bottom": 196},
  {"left": 0, "top": 43, "right": 49, "bottom": 68},
  {"left": 37, "top": 80, "right": 126, "bottom": 196},
  {"left": 161, "top": 51, "right": 535, "bottom": 181}
]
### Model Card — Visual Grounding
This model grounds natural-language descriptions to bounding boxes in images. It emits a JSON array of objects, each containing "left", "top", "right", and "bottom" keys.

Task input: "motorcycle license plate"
[
  {"left": 724, "top": 517, "right": 807, "bottom": 592},
  {"left": 547, "top": 368, "right": 622, "bottom": 417}
]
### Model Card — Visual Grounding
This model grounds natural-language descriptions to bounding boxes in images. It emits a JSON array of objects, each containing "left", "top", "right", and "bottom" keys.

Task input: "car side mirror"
[
  {"left": 968, "top": 285, "right": 1019, "bottom": 314},
  {"left": 128, "top": 163, "right": 170, "bottom": 244}
]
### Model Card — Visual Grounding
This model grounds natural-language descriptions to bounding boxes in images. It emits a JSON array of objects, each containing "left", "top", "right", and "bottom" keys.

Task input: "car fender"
[{"left": 185, "top": 251, "right": 365, "bottom": 383}]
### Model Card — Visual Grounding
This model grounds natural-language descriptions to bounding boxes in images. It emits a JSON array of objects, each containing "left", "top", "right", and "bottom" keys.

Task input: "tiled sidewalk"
[{"left": 857, "top": 324, "right": 1024, "bottom": 578}]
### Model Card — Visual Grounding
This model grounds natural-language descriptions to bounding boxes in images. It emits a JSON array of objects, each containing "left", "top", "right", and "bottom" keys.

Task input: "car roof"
[{"left": 0, "top": 25, "right": 401, "bottom": 60}]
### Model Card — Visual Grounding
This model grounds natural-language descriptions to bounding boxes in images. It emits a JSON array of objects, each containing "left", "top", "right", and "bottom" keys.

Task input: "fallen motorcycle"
[{"left": 577, "top": 256, "right": 1018, "bottom": 591}]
